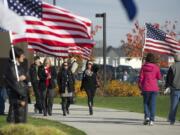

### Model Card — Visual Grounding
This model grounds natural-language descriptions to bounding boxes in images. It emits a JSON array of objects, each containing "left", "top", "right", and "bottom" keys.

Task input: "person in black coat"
[
  {"left": 38, "top": 58, "right": 57, "bottom": 116},
  {"left": 4, "top": 47, "right": 28, "bottom": 123},
  {"left": 57, "top": 62, "right": 75, "bottom": 116},
  {"left": 81, "top": 61, "right": 98, "bottom": 115},
  {"left": 29, "top": 56, "right": 42, "bottom": 113}
]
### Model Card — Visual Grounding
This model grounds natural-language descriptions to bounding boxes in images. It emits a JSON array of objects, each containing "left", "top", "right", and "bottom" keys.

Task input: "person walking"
[
  {"left": 81, "top": 61, "right": 99, "bottom": 115},
  {"left": 165, "top": 53, "right": 180, "bottom": 125},
  {"left": 38, "top": 58, "right": 57, "bottom": 116},
  {"left": 4, "top": 47, "right": 28, "bottom": 123},
  {"left": 123, "top": 70, "right": 129, "bottom": 82},
  {"left": 57, "top": 62, "right": 75, "bottom": 116},
  {"left": 138, "top": 53, "right": 161, "bottom": 125},
  {"left": 29, "top": 56, "right": 42, "bottom": 113}
]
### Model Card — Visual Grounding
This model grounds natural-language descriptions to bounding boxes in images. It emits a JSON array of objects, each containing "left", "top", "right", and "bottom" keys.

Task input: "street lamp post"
[
  {"left": 53, "top": 0, "right": 56, "bottom": 5},
  {"left": 53, "top": 0, "right": 57, "bottom": 66},
  {"left": 95, "top": 13, "right": 107, "bottom": 89}
]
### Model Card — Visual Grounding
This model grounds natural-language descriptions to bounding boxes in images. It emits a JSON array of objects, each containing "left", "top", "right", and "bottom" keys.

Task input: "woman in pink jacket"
[{"left": 139, "top": 53, "right": 161, "bottom": 125}]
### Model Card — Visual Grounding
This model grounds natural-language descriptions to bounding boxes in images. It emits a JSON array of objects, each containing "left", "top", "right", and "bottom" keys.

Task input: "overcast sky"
[{"left": 44, "top": 0, "right": 180, "bottom": 47}]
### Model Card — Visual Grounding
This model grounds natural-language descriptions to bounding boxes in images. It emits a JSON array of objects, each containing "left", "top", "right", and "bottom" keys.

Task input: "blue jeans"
[
  {"left": 169, "top": 90, "right": 180, "bottom": 123},
  {"left": 0, "top": 87, "right": 7, "bottom": 115},
  {"left": 143, "top": 91, "right": 157, "bottom": 121},
  {"left": 168, "top": 91, "right": 173, "bottom": 120}
]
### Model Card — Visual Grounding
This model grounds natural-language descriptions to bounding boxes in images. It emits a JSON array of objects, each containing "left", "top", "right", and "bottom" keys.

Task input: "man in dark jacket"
[
  {"left": 165, "top": 53, "right": 180, "bottom": 125},
  {"left": 29, "top": 56, "right": 42, "bottom": 113},
  {"left": 4, "top": 47, "right": 27, "bottom": 123}
]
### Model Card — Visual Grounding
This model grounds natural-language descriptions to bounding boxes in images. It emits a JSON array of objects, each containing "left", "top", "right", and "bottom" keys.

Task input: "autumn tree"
[{"left": 121, "top": 21, "right": 145, "bottom": 57}]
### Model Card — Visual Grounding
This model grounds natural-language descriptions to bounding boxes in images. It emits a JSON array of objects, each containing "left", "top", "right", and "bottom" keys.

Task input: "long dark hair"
[
  {"left": 85, "top": 60, "right": 93, "bottom": 71},
  {"left": 9, "top": 47, "right": 24, "bottom": 60}
]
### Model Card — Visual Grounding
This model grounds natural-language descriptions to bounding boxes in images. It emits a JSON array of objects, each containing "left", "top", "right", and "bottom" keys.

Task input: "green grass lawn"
[
  {"left": 75, "top": 96, "right": 180, "bottom": 120},
  {"left": 0, "top": 116, "right": 86, "bottom": 135}
]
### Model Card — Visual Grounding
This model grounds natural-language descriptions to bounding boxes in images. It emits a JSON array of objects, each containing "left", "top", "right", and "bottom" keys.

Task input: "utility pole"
[{"left": 95, "top": 13, "right": 107, "bottom": 90}]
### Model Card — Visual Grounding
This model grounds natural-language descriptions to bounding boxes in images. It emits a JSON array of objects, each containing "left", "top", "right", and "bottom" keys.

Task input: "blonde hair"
[{"left": 43, "top": 57, "right": 51, "bottom": 66}]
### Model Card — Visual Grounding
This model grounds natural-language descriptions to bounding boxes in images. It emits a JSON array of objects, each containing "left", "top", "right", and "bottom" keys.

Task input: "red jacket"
[{"left": 138, "top": 63, "right": 162, "bottom": 92}]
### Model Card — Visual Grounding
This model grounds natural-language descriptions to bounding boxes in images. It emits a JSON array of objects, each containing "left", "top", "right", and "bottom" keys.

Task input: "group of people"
[
  {"left": 138, "top": 53, "right": 180, "bottom": 125},
  {"left": 0, "top": 47, "right": 179, "bottom": 126},
  {"left": 2, "top": 47, "right": 99, "bottom": 123}
]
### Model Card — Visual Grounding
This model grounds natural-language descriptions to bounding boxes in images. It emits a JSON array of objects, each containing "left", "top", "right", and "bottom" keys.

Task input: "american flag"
[
  {"left": 144, "top": 23, "right": 180, "bottom": 55},
  {"left": 6, "top": 0, "right": 94, "bottom": 59}
]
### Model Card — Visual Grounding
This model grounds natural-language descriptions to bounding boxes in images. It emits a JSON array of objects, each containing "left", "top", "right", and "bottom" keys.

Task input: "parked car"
[
  {"left": 116, "top": 65, "right": 138, "bottom": 83},
  {"left": 93, "top": 64, "right": 115, "bottom": 80}
]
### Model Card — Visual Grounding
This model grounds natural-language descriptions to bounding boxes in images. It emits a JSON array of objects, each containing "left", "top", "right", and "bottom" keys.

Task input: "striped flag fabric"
[
  {"left": 28, "top": 43, "right": 92, "bottom": 59},
  {"left": 5, "top": 0, "right": 94, "bottom": 58},
  {"left": 144, "top": 23, "right": 180, "bottom": 55}
]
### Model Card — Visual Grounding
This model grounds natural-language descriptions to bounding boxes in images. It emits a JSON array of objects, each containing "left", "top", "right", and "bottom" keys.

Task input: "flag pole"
[
  {"left": 9, "top": 31, "right": 19, "bottom": 81},
  {"left": 141, "top": 24, "right": 146, "bottom": 65}
]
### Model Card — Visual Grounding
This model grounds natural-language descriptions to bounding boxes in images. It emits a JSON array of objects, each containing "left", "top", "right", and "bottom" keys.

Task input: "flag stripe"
[
  {"left": 144, "top": 48, "right": 174, "bottom": 55},
  {"left": 42, "top": 4, "right": 91, "bottom": 26},
  {"left": 28, "top": 43, "right": 92, "bottom": 59},
  {"left": 145, "top": 39, "right": 180, "bottom": 50},
  {"left": 13, "top": 37, "right": 94, "bottom": 48},
  {"left": 144, "top": 44, "right": 177, "bottom": 53},
  {"left": 25, "top": 19, "right": 89, "bottom": 35}
]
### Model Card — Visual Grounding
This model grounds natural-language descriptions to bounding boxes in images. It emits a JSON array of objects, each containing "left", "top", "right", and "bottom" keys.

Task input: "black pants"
[
  {"left": 0, "top": 87, "right": 7, "bottom": 115},
  {"left": 40, "top": 88, "right": 54, "bottom": 116},
  {"left": 85, "top": 89, "right": 96, "bottom": 113},
  {"left": 7, "top": 99, "right": 27, "bottom": 123},
  {"left": 61, "top": 97, "right": 71, "bottom": 114},
  {"left": 0, "top": 96, "right": 5, "bottom": 115},
  {"left": 46, "top": 89, "right": 54, "bottom": 115},
  {"left": 86, "top": 90, "right": 95, "bottom": 107},
  {"left": 32, "top": 82, "right": 41, "bottom": 112}
]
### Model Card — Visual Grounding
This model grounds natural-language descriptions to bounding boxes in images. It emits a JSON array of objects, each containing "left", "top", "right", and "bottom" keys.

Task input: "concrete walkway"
[{"left": 5, "top": 103, "right": 180, "bottom": 135}]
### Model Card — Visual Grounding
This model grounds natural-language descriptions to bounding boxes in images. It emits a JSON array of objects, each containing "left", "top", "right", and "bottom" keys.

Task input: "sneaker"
[
  {"left": 89, "top": 107, "right": 93, "bottom": 115},
  {"left": 149, "top": 121, "right": 154, "bottom": 126},
  {"left": 143, "top": 118, "right": 150, "bottom": 125}
]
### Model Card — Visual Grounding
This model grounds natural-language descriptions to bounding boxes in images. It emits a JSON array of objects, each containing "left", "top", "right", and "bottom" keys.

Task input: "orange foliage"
[{"left": 121, "top": 21, "right": 145, "bottom": 57}]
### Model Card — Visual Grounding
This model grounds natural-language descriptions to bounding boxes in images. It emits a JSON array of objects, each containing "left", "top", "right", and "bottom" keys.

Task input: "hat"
[{"left": 88, "top": 61, "right": 93, "bottom": 65}]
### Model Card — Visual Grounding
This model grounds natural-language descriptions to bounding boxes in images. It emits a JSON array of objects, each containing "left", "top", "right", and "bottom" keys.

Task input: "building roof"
[{"left": 92, "top": 46, "right": 125, "bottom": 57}]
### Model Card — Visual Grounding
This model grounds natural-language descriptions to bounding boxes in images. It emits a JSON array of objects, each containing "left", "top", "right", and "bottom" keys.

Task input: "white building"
[{"left": 93, "top": 46, "right": 142, "bottom": 69}]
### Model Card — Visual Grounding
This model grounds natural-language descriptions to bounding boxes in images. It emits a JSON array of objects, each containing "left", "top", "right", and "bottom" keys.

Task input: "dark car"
[
  {"left": 115, "top": 65, "right": 138, "bottom": 83},
  {"left": 75, "top": 64, "right": 115, "bottom": 81}
]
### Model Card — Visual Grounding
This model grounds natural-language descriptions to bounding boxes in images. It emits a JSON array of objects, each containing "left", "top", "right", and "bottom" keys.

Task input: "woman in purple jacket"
[{"left": 138, "top": 53, "right": 161, "bottom": 125}]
